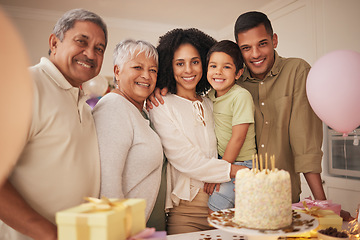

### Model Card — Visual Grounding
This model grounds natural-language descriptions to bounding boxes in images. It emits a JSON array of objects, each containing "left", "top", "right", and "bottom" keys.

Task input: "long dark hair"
[{"left": 156, "top": 28, "right": 216, "bottom": 95}]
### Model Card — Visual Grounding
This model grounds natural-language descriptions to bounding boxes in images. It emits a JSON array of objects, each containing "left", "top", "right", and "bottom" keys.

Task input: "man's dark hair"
[{"left": 234, "top": 11, "right": 273, "bottom": 43}]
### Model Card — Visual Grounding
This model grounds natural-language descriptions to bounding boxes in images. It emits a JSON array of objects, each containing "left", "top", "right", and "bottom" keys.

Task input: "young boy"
[{"left": 205, "top": 40, "right": 257, "bottom": 213}]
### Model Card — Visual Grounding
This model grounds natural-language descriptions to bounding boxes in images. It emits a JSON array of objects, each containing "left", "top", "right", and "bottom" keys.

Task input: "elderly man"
[{"left": 0, "top": 9, "right": 107, "bottom": 240}]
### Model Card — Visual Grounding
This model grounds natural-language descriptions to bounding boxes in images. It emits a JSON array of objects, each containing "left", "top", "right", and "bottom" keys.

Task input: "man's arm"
[
  {"left": 0, "top": 180, "right": 57, "bottom": 240},
  {"left": 303, "top": 172, "right": 326, "bottom": 200},
  {"left": 303, "top": 172, "right": 354, "bottom": 221}
]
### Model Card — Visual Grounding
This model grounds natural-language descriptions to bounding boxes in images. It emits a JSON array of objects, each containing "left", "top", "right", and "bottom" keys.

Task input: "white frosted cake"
[{"left": 234, "top": 168, "right": 292, "bottom": 230}]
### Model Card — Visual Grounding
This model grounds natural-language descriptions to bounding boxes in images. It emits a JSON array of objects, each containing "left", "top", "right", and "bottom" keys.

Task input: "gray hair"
[
  {"left": 49, "top": 8, "right": 108, "bottom": 54},
  {"left": 113, "top": 39, "right": 158, "bottom": 71}
]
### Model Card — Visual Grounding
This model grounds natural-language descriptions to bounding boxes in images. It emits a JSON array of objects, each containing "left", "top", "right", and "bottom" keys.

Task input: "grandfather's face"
[
  {"left": 236, "top": 24, "right": 278, "bottom": 80},
  {"left": 49, "top": 21, "right": 106, "bottom": 87}
]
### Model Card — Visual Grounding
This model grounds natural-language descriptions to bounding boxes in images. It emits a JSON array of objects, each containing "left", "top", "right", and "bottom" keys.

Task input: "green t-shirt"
[{"left": 208, "top": 84, "right": 256, "bottom": 161}]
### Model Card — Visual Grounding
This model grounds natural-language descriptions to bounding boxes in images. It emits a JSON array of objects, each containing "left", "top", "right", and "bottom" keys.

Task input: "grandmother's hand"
[{"left": 146, "top": 87, "right": 168, "bottom": 110}]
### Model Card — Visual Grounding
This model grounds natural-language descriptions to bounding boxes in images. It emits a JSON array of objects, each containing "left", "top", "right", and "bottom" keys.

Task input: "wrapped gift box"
[
  {"left": 313, "top": 209, "right": 343, "bottom": 230},
  {"left": 56, "top": 197, "right": 146, "bottom": 240},
  {"left": 292, "top": 197, "right": 341, "bottom": 216}
]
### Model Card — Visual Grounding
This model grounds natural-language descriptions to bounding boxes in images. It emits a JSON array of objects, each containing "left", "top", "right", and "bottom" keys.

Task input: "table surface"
[
  {"left": 166, "top": 229, "right": 247, "bottom": 240},
  {"left": 166, "top": 222, "right": 351, "bottom": 240}
]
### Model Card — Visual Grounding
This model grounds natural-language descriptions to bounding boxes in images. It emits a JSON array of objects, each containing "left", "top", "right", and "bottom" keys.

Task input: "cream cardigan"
[
  {"left": 149, "top": 94, "right": 231, "bottom": 210},
  {"left": 93, "top": 93, "right": 163, "bottom": 220}
]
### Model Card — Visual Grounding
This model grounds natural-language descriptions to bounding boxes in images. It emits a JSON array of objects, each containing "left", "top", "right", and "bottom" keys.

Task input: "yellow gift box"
[
  {"left": 290, "top": 209, "right": 343, "bottom": 238},
  {"left": 56, "top": 197, "right": 146, "bottom": 240}
]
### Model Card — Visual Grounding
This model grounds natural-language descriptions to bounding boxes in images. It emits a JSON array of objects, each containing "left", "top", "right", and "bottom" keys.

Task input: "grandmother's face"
[{"left": 114, "top": 50, "right": 158, "bottom": 109}]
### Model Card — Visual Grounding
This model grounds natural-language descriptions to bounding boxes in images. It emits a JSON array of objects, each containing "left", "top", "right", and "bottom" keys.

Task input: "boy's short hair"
[{"left": 206, "top": 40, "right": 244, "bottom": 74}]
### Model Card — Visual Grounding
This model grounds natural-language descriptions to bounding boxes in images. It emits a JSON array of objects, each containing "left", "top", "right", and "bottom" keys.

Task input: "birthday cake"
[{"left": 234, "top": 164, "right": 292, "bottom": 230}]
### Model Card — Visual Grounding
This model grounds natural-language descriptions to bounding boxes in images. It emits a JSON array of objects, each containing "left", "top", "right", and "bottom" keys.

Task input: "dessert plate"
[{"left": 208, "top": 209, "right": 318, "bottom": 240}]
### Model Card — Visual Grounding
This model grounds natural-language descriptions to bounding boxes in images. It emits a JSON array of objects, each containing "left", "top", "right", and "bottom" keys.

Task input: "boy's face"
[
  {"left": 236, "top": 24, "right": 278, "bottom": 80},
  {"left": 207, "top": 52, "right": 243, "bottom": 97}
]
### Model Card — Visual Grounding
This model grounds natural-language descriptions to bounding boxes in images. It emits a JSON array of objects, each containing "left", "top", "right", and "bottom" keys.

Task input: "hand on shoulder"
[{"left": 146, "top": 87, "right": 168, "bottom": 110}]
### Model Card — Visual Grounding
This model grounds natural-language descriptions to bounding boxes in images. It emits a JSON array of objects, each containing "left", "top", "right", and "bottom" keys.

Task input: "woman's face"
[
  {"left": 115, "top": 50, "right": 158, "bottom": 109},
  {"left": 172, "top": 43, "right": 203, "bottom": 95}
]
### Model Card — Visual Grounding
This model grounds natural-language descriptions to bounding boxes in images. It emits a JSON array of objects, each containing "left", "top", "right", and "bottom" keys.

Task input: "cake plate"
[{"left": 208, "top": 209, "right": 318, "bottom": 240}]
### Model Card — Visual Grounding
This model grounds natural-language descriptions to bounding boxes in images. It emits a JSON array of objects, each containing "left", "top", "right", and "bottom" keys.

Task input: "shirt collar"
[
  {"left": 240, "top": 50, "right": 281, "bottom": 82},
  {"left": 39, "top": 57, "right": 75, "bottom": 90},
  {"left": 39, "top": 57, "right": 89, "bottom": 102}
]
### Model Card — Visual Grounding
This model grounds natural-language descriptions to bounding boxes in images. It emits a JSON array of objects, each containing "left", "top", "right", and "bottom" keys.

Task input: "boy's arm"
[{"left": 222, "top": 123, "right": 249, "bottom": 164}]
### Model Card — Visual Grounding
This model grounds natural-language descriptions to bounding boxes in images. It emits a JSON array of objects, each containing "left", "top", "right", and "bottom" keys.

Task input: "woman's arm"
[{"left": 146, "top": 87, "right": 168, "bottom": 109}]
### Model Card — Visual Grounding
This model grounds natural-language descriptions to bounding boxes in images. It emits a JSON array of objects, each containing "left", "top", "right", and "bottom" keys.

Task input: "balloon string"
[{"left": 343, "top": 137, "right": 347, "bottom": 172}]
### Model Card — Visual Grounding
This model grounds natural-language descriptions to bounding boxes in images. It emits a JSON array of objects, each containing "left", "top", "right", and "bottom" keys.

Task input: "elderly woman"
[
  {"left": 92, "top": 39, "right": 164, "bottom": 223},
  {"left": 149, "top": 29, "right": 246, "bottom": 234}
]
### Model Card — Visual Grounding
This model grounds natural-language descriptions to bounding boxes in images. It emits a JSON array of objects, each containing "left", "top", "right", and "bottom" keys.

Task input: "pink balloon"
[{"left": 306, "top": 50, "right": 360, "bottom": 135}]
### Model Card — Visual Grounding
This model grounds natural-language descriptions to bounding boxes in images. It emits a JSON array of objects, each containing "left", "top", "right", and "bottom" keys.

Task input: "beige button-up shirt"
[{"left": 238, "top": 51, "right": 323, "bottom": 202}]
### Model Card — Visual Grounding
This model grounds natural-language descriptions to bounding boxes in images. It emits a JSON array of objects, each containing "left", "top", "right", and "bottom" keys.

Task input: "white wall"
[
  {"left": 267, "top": 0, "right": 360, "bottom": 63},
  {"left": 5, "top": 0, "right": 359, "bottom": 77}
]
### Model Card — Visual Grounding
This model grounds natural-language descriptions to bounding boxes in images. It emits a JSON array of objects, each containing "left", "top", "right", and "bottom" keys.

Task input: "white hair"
[{"left": 113, "top": 39, "right": 158, "bottom": 70}]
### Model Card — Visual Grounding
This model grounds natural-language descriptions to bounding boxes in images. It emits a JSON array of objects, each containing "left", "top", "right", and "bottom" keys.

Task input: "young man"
[
  {"left": 234, "top": 11, "right": 354, "bottom": 221},
  {"left": 233, "top": 11, "right": 325, "bottom": 203},
  {"left": 0, "top": 9, "right": 107, "bottom": 240}
]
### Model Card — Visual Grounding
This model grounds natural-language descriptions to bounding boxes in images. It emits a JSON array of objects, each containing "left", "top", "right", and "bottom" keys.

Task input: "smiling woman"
[
  {"left": 149, "top": 28, "right": 246, "bottom": 235},
  {"left": 112, "top": 40, "right": 158, "bottom": 110},
  {"left": 92, "top": 39, "right": 165, "bottom": 227}
]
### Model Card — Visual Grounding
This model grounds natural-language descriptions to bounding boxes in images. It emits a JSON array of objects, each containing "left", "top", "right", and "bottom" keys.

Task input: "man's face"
[
  {"left": 236, "top": 24, "right": 278, "bottom": 80},
  {"left": 49, "top": 21, "right": 106, "bottom": 87}
]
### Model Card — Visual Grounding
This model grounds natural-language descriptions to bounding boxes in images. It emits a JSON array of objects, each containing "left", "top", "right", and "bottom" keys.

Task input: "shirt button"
[
  {"left": 265, "top": 121, "right": 269, "bottom": 124},
  {"left": 260, "top": 82, "right": 264, "bottom": 85},
  {"left": 261, "top": 144, "right": 265, "bottom": 148},
  {"left": 261, "top": 102, "right": 265, "bottom": 106}
]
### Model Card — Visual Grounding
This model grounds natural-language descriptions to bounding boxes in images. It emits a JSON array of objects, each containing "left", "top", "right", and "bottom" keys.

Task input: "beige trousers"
[{"left": 167, "top": 189, "right": 214, "bottom": 235}]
